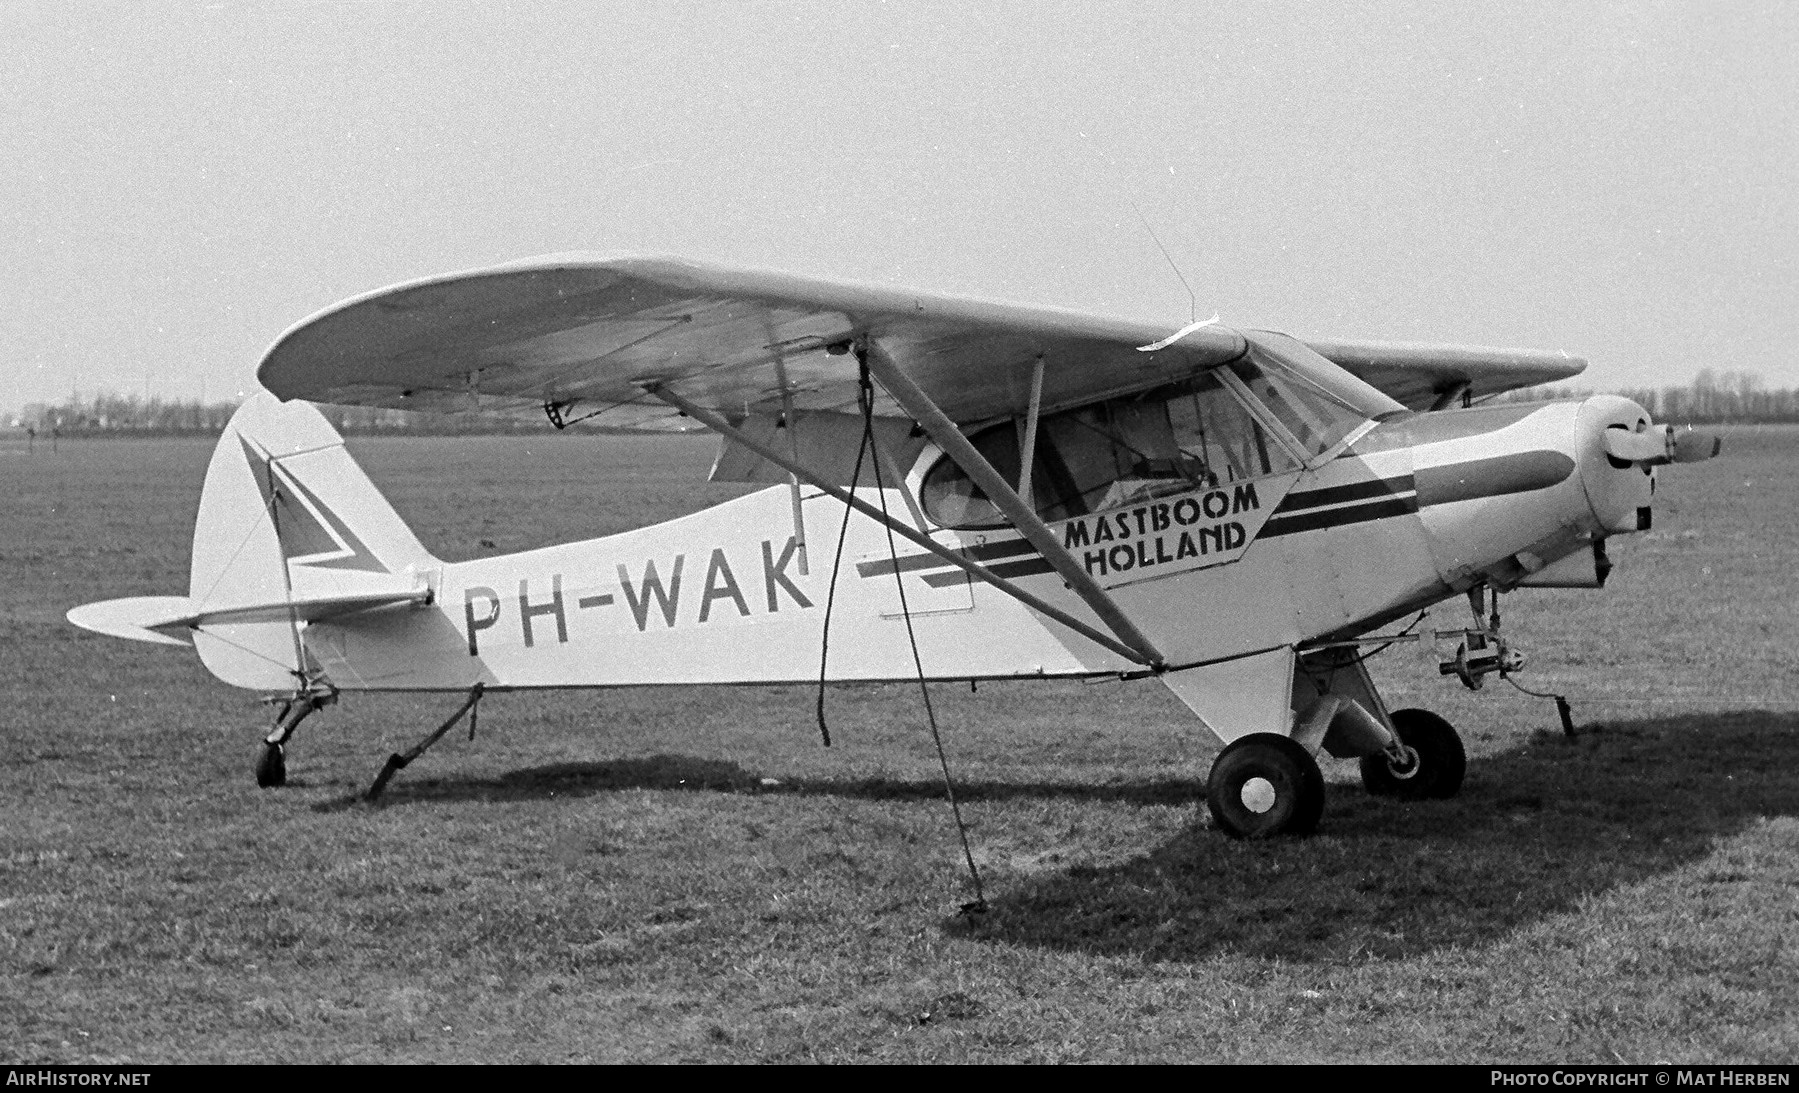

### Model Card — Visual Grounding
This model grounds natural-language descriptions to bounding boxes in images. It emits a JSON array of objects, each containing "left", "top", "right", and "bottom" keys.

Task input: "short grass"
[{"left": 1, "top": 426, "right": 1795, "bottom": 1063}]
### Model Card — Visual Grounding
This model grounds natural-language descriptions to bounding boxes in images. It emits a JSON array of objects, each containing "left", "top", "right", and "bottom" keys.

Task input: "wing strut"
[
  {"left": 858, "top": 343, "right": 1168, "bottom": 670},
  {"left": 647, "top": 384, "right": 1152, "bottom": 667},
  {"left": 1017, "top": 355, "right": 1044, "bottom": 510},
  {"left": 777, "top": 373, "right": 810, "bottom": 575}
]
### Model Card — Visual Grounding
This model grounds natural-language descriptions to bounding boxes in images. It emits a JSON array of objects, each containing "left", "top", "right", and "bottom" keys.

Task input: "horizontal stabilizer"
[
  {"left": 68, "top": 585, "right": 431, "bottom": 647},
  {"left": 65, "top": 596, "right": 198, "bottom": 647}
]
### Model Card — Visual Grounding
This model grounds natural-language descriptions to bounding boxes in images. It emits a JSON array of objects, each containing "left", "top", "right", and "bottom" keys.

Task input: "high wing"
[
  {"left": 257, "top": 253, "right": 1585, "bottom": 428},
  {"left": 1307, "top": 339, "right": 1585, "bottom": 410},
  {"left": 257, "top": 253, "right": 1246, "bottom": 431}
]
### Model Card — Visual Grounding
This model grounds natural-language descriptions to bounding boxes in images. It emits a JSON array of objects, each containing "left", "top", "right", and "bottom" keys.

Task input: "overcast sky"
[{"left": 3, "top": 0, "right": 1794, "bottom": 412}]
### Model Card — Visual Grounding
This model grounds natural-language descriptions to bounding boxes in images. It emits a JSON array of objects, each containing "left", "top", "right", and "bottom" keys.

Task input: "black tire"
[
  {"left": 1206, "top": 733, "right": 1326, "bottom": 839},
  {"left": 1359, "top": 708, "right": 1464, "bottom": 799},
  {"left": 255, "top": 742, "right": 286, "bottom": 788}
]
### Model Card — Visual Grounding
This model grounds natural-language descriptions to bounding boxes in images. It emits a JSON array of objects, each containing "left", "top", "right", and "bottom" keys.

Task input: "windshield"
[{"left": 1231, "top": 332, "right": 1403, "bottom": 459}]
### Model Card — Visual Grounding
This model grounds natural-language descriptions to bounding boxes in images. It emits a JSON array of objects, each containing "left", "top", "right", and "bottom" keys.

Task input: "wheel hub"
[
  {"left": 1384, "top": 744, "right": 1421, "bottom": 779},
  {"left": 1239, "top": 776, "right": 1277, "bottom": 814},
  {"left": 1206, "top": 733, "right": 1327, "bottom": 839}
]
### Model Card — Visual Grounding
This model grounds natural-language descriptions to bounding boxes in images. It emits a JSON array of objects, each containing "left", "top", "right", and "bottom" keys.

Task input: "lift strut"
[
  {"left": 646, "top": 384, "right": 1152, "bottom": 666},
  {"left": 857, "top": 342, "right": 1167, "bottom": 669}
]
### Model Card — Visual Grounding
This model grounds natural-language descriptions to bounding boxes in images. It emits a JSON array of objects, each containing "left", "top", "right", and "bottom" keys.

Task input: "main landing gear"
[
  {"left": 1202, "top": 652, "right": 1467, "bottom": 839},
  {"left": 1205, "top": 708, "right": 1466, "bottom": 839}
]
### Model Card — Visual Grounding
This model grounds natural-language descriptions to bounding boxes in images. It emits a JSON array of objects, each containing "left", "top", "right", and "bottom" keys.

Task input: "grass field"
[{"left": 2, "top": 425, "right": 1796, "bottom": 1063}]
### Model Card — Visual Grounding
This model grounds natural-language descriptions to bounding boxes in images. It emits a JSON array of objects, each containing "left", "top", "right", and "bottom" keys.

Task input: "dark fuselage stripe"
[
  {"left": 1413, "top": 450, "right": 1575, "bottom": 507},
  {"left": 1258, "top": 451, "right": 1575, "bottom": 540},
  {"left": 1259, "top": 494, "right": 1420, "bottom": 538},
  {"left": 1273, "top": 475, "right": 1417, "bottom": 513},
  {"left": 856, "top": 536, "right": 1038, "bottom": 578},
  {"left": 920, "top": 556, "right": 1055, "bottom": 587}
]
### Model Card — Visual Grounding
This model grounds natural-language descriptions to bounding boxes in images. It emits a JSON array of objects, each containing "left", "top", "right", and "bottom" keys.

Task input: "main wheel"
[
  {"left": 255, "top": 742, "right": 287, "bottom": 788},
  {"left": 1359, "top": 708, "right": 1464, "bottom": 799},
  {"left": 1206, "top": 733, "right": 1326, "bottom": 839}
]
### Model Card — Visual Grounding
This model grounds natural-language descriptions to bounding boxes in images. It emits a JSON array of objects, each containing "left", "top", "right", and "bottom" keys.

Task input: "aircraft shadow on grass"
[
  {"left": 327, "top": 710, "right": 1799, "bottom": 963},
  {"left": 961, "top": 710, "right": 1799, "bottom": 963},
  {"left": 325, "top": 753, "right": 1207, "bottom": 810}
]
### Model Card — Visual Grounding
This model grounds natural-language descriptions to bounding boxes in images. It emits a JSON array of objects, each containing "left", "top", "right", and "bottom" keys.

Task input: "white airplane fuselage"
[{"left": 291, "top": 395, "right": 1652, "bottom": 700}]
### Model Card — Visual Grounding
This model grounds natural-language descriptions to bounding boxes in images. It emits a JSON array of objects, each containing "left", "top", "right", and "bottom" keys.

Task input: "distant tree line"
[
  {"left": 15, "top": 393, "right": 246, "bottom": 435},
  {"left": 13, "top": 369, "right": 1799, "bottom": 436},
  {"left": 11, "top": 393, "right": 543, "bottom": 436},
  {"left": 1499, "top": 369, "right": 1799, "bottom": 424}
]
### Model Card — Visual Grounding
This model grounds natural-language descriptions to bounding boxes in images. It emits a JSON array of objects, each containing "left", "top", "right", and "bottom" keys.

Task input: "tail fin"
[{"left": 187, "top": 393, "right": 438, "bottom": 689}]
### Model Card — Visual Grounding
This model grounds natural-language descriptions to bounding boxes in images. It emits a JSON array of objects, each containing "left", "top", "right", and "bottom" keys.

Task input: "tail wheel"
[
  {"left": 1206, "top": 733, "right": 1326, "bottom": 839},
  {"left": 255, "top": 742, "right": 287, "bottom": 788},
  {"left": 1360, "top": 708, "right": 1465, "bottom": 799}
]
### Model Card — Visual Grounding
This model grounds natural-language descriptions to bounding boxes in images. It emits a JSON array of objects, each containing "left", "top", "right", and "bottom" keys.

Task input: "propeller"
[{"left": 1602, "top": 422, "right": 1722, "bottom": 465}]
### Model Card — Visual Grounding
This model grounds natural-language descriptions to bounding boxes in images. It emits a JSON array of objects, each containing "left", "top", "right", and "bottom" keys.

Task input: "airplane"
[{"left": 66, "top": 254, "right": 1720, "bottom": 837}]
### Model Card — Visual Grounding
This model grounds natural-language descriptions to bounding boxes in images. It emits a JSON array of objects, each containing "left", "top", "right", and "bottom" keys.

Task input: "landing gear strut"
[{"left": 256, "top": 692, "right": 333, "bottom": 788}]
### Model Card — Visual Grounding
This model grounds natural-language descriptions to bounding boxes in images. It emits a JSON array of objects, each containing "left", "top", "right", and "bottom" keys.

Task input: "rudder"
[{"left": 188, "top": 393, "right": 437, "bottom": 689}]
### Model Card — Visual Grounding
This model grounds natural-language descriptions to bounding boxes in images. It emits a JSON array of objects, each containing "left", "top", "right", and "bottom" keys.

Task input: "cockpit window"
[
  {"left": 918, "top": 336, "right": 1402, "bottom": 531},
  {"left": 920, "top": 368, "right": 1307, "bottom": 529},
  {"left": 1241, "top": 332, "right": 1406, "bottom": 425},
  {"left": 1229, "top": 333, "right": 1398, "bottom": 460}
]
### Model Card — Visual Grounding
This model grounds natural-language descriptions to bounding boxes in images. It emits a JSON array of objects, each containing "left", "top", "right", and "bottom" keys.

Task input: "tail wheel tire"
[
  {"left": 1360, "top": 708, "right": 1465, "bottom": 799},
  {"left": 255, "top": 742, "right": 287, "bottom": 788},
  {"left": 1206, "top": 733, "right": 1326, "bottom": 839}
]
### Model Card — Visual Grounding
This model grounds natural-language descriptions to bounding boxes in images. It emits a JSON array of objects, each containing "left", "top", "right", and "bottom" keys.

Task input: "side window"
[
  {"left": 1164, "top": 372, "right": 1293, "bottom": 482},
  {"left": 920, "top": 369, "right": 1304, "bottom": 530},
  {"left": 917, "top": 423, "right": 1026, "bottom": 529},
  {"left": 1034, "top": 372, "right": 1298, "bottom": 517}
]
